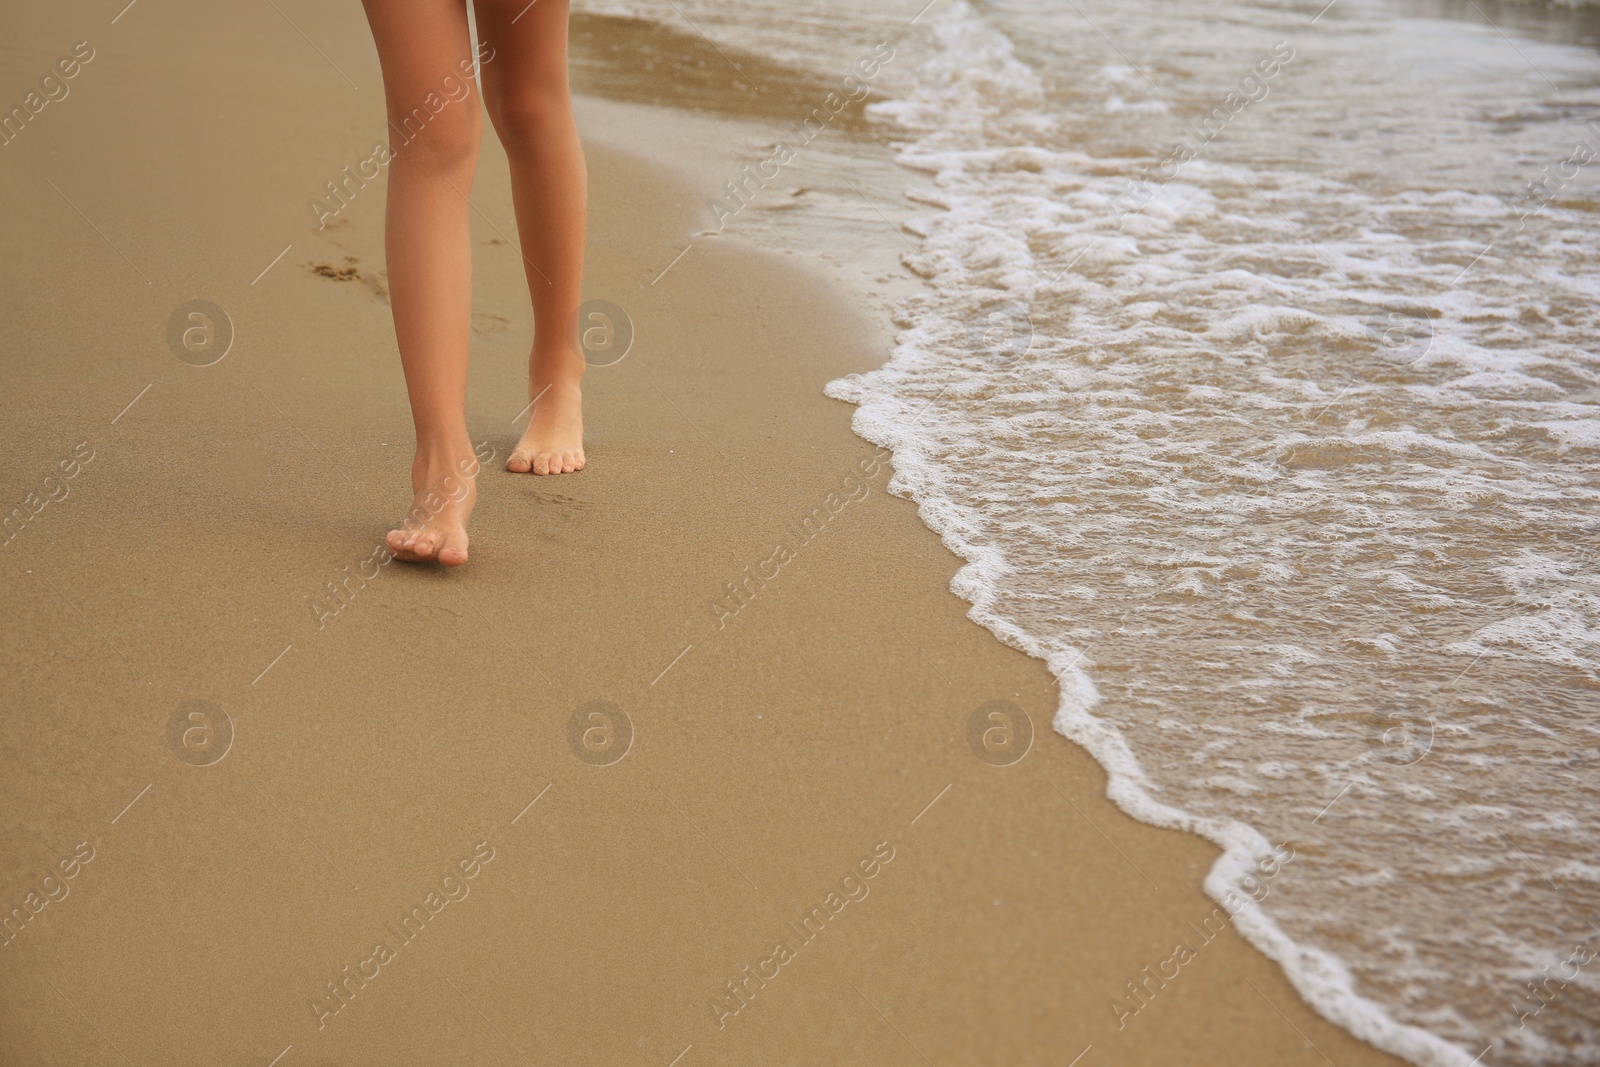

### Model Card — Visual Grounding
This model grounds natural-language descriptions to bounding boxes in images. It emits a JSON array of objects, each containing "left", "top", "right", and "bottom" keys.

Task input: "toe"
[
  {"left": 506, "top": 449, "right": 532, "bottom": 473},
  {"left": 388, "top": 528, "right": 425, "bottom": 563},
  {"left": 438, "top": 530, "right": 469, "bottom": 566},
  {"left": 412, "top": 531, "right": 437, "bottom": 559},
  {"left": 533, "top": 453, "right": 551, "bottom": 475}
]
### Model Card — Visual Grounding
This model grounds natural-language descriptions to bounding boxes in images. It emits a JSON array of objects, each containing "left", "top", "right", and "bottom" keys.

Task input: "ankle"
[
  {"left": 529, "top": 377, "right": 583, "bottom": 405},
  {"left": 529, "top": 345, "right": 585, "bottom": 389},
  {"left": 413, "top": 433, "right": 477, "bottom": 472}
]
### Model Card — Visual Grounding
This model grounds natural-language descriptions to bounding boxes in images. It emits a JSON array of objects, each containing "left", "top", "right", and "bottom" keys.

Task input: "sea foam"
[{"left": 828, "top": 1, "right": 1600, "bottom": 1063}]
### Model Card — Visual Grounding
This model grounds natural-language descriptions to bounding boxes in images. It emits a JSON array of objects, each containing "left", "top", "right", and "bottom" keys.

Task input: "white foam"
[{"left": 830, "top": 1, "right": 1600, "bottom": 1064}]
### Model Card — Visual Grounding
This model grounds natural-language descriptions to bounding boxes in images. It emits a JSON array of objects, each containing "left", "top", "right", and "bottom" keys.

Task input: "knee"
[
  {"left": 389, "top": 104, "right": 481, "bottom": 172},
  {"left": 486, "top": 81, "right": 571, "bottom": 154}
]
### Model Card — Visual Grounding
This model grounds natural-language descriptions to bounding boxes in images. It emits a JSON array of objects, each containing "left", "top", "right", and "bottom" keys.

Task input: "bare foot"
[
  {"left": 507, "top": 380, "right": 585, "bottom": 475},
  {"left": 387, "top": 445, "right": 479, "bottom": 566}
]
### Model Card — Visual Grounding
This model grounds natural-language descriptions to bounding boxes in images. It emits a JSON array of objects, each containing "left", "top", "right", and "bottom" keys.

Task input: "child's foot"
[
  {"left": 387, "top": 446, "right": 479, "bottom": 566},
  {"left": 507, "top": 380, "right": 585, "bottom": 475}
]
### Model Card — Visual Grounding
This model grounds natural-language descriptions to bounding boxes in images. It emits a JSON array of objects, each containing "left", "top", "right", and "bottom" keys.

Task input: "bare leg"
[
  {"left": 361, "top": 0, "right": 483, "bottom": 564},
  {"left": 475, "top": 0, "right": 588, "bottom": 476}
]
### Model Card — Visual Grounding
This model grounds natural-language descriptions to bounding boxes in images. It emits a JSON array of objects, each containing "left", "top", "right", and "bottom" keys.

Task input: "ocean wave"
[{"left": 829, "top": 0, "right": 1600, "bottom": 1063}]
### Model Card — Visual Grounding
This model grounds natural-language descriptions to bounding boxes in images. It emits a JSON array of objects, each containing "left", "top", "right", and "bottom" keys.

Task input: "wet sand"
[{"left": 0, "top": 2, "right": 1404, "bottom": 1065}]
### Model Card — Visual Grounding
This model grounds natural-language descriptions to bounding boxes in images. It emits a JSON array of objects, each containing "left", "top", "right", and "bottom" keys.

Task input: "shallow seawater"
[{"left": 574, "top": 0, "right": 1600, "bottom": 1063}]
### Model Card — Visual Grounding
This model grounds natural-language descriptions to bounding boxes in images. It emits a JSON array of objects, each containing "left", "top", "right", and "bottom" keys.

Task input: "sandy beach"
[{"left": 0, "top": 1, "right": 1515, "bottom": 1064}]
